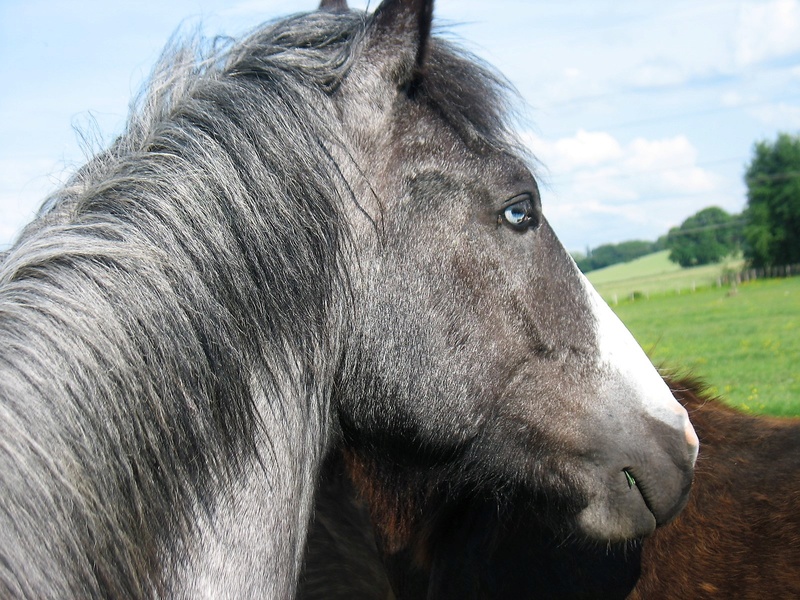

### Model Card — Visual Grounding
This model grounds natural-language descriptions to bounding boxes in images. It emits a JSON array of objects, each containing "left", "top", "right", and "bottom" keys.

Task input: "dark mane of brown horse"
[{"left": 301, "top": 376, "right": 800, "bottom": 599}]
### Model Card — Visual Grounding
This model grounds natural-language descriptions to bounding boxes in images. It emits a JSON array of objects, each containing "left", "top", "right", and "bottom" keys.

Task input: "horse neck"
[
  {"left": 0, "top": 225, "right": 343, "bottom": 597},
  {"left": 0, "top": 49, "right": 352, "bottom": 593},
  {"left": 171, "top": 367, "right": 333, "bottom": 598}
]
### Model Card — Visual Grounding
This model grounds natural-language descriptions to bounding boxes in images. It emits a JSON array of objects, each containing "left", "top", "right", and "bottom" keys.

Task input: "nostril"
[{"left": 622, "top": 467, "right": 652, "bottom": 512}]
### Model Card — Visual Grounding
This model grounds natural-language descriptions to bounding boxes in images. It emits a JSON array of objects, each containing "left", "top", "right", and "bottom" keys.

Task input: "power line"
[
  {"left": 667, "top": 219, "right": 747, "bottom": 236},
  {"left": 541, "top": 92, "right": 800, "bottom": 139},
  {"left": 544, "top": 166, "right": 800, "bottom": 209},
  {"left": 544, "top": 155, "right": 748, "bottom": 186},
  {"left": 747, "top": 170, "right": 800, "bottom": 183},
  {"left": 581, "top": 189, "right": 734, "bottom": 207}
]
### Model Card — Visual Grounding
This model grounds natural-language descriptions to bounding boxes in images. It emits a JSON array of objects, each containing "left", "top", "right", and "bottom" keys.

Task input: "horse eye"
[{"left": 501, "top": 195, "right": 537, "bottom": 230}]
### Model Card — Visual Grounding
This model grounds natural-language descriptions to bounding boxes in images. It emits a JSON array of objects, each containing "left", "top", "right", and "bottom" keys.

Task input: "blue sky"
[{"left": 2, "top": 0, "right": 799, "bottom": 252}]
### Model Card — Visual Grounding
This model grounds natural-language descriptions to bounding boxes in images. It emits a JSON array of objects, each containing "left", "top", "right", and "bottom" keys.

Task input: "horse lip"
[
  {"left": 623, "top": 466, "right": 690, "bottom": 527},
  {"left": 622, "top": 467, "right": 658, "bottom": 522}
]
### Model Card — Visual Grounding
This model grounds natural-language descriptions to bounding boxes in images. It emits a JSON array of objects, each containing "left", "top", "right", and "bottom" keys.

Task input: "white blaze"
[{"left": 579, "top": 273, "right": 700, "bottom": 457}]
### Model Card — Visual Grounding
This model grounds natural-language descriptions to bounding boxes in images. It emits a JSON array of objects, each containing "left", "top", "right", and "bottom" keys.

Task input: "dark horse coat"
[
  {"left": 301, "top": 376, "right": 800, "bottom": 599},
  {"left": 630, "top": 377, "right": 800, "bottom": 600}
]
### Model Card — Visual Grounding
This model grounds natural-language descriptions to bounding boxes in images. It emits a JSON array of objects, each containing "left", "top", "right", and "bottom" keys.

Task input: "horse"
[
  {"left": 300, "top": 376, "right": 800, "bottom": 599},
  {"left": 630, "top": 376, "right": 800, "bottom": 599},
  {"left": 0, "top": 0, "right": 698, "bottom": 597}
]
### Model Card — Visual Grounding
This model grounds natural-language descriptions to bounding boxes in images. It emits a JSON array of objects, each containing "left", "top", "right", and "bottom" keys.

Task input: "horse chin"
[
  {"left": 575, "top": 465, "right": 692, "bottom": 542},
  {"left": 577, "top": 493, "right": 657, "bottom": 543}
]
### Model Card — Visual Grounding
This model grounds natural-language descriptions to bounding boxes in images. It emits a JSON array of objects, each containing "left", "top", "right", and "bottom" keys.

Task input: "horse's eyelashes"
[{"left": 500, "top": 194, "right": 538, "bottom": 231}]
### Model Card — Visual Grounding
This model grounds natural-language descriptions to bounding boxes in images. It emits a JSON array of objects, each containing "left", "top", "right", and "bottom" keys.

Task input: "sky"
[{"left": 1, "top": 0, "right": 799, "bottom": 253}]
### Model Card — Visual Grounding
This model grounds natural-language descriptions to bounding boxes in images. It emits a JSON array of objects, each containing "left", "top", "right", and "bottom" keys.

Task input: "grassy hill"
[
  {"left": 587, "top": 250, "right": 744, "bottom": 303},
  {"left": 614, "top": 278, "right": 800, "bottom": 416},
  {"left": 585, "top": 252, "right": 799, "bottom": 416}
]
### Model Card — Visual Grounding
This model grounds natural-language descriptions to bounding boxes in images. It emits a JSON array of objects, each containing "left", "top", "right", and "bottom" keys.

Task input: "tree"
[
  {"left": 576, "top": 240, "right": 657, "bottom": 272},
  {"left": 666, "top": 207, "right": 740, "bottom": 267},
  {"left": 743, "top": 132, "right": 800, "bottom": 268}
]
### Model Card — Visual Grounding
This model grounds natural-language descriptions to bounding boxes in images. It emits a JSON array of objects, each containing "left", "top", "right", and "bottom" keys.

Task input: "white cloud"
[
  {"left": 524, "top": 129, "right": 729, "bottom": 250},
  {"left": 751, "top": 102, "right": 800, "bottom": 128},
  {"left": 526, "top": 130, "right": 714, "bottom": 194},
  {"left": 525, "top": 129, "right": 623, "bottom": 172},
  {"left": 735, "top": 0, "right": 800, "bottom": 66},
  {"left": 625, "top": 60, "right": 694, "bottom": 89},
  {"left": 721, "top": 91, "right": 745, "bottom": 107},
  {"left": 625, "top": 136, "right": 697, "bottom": 172}
]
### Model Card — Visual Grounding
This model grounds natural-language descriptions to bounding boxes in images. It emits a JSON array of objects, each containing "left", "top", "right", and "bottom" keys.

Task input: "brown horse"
[
  {"left": 631, "top": 377, "right": 800, "bottom": 599},
  {"left": 301, "top": 376, "right": 800, "bottom": 599}
]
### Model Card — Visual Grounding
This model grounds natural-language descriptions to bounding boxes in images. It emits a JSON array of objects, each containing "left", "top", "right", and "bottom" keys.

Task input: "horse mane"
[
  {"left": 0, "top": 8, "right": 526, "bottom": 598},
  {"left": 1, "top": 12, "right": 357, "bottom": 598}
]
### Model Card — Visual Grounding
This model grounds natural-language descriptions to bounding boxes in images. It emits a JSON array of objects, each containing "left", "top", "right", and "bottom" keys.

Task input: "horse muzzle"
[{"left": 575, "top": 405, "right": 698, "bottom": 542}]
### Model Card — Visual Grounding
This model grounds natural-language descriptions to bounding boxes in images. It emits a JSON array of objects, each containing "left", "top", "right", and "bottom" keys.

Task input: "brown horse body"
[
  {"left": 302, "top": 377, "right": 800, "bottom": 598},
  {"left": 632, "top": 377, "right": 800, "bottom": 599}
]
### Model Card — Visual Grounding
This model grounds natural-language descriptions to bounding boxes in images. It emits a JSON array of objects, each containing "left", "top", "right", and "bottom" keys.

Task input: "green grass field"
[
  {"left": 604, "top": 273, "right": 800, "bottom": 416},
  {"left": 587, "top": 250, "right": 745, "bottom": 302}
]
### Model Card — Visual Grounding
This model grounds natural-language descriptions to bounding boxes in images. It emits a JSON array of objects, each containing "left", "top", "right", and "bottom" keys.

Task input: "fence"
[
  {"left": 607, "top": 262, "right": 800, "bottom": 304},
  {"left": 720, "top": 263, "right": 800, "bottom": 286}
]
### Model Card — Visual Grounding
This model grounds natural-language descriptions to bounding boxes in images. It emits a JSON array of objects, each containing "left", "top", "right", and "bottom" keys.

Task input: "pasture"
[
  {"left": 588, "top": 250, "right": 744, "bottom": 302},
  {"left": 607, "top": 275, "right": 800, "bottom": 416}
]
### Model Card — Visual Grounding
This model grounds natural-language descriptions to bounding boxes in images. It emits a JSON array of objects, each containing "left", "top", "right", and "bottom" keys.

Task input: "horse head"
[{"left": 330, "top": 0, "right": 698, "bottom": 543}]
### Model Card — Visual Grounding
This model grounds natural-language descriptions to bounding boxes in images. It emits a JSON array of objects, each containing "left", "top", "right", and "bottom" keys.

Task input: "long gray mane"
[{"left": 0, "top": 8, "right": 519, "bottom": 598}]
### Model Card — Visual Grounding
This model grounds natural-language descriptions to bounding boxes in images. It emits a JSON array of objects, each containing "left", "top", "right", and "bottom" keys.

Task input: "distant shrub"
[
  {"left": 666, "top": 206, "right": 742, "bottom": 267},
  {"left": 578, "top": 240, "right": 658, "bottom": 273}
]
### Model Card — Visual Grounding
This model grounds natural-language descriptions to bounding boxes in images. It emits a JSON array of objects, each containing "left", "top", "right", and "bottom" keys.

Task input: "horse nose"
[
  {"left": 628, "top": 413, "right": 697, "bottom": 527},
  {"left": 577, "top": 398, "right": 698, "bottom": 541},
  {"left": 658, "top": 393, "right": 700, "bottom": 466}
]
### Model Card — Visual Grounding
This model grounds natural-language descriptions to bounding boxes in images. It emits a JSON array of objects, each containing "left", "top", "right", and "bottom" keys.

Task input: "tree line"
[
  {"left": 576, "top": 132, "right": 800, "bottom": 273},
  {"left": 574, "top": 239, "right": 666, "bottom": 273}
]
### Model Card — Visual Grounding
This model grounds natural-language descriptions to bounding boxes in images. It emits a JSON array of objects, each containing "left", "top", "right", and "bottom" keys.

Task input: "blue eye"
[
  {"left": 504, "top": 203, "right": 529, "bottom": 225},
  {"left": 501, "top": 195, "right": 537, "bottom": 230}
]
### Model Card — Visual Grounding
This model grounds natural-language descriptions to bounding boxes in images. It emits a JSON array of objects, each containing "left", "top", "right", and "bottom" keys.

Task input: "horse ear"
[
  {"left": 319, "top": 0, "right": 348, "bottom": 11},
  {"left": 366, "top": 0, "right": 434, "bottom": 88}
]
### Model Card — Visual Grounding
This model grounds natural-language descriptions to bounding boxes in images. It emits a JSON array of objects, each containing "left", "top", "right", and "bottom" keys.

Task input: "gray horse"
[{"left": 0, "top": 0, "right": 696, "bottom": 597}]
